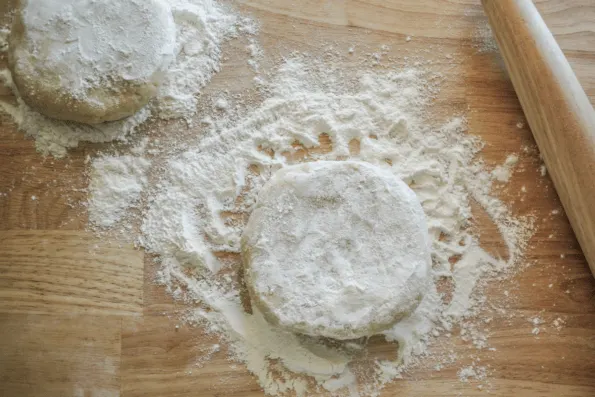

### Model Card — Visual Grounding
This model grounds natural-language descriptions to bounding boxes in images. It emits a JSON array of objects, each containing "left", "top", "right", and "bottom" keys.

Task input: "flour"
[
  {"left": 0, "top": 77, "right": 150, "bottom": 157},
  {"left": 473, "top": 22, "right": 498, "bottom": 53},
  {"left": 492, "top": 154, "right": 519, "bottom": 182},
  {"left": 458, "top": 365, "right": 488, "bottom": 383},
  {"left": 0, "top": 27, "right": 9, "bottom": 52},
  {"left": 88, "top": 155, "right": 151, "bottom": 228},
  {"left": 88, "top": 57, "right": 533, "bottom": 396},
  {"left": 153, "top": 0, "right": 249, "bottom": 120},
  {"left": 0, "top": 0, "right": 250, "bottom": 156}
]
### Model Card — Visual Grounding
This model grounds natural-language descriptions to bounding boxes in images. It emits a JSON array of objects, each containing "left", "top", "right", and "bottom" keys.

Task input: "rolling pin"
[{"left": 481, "top": 0, "right": 595, "bottom": 277}]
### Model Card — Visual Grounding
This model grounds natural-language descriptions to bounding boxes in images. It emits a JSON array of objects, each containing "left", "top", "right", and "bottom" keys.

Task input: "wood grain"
[
  {"left": 121, "top": 316, "right": 259, "bottom": 397},
  {"left": 0, "top": 313, "right": 122, "bottom": 397},
  {"left": 482, "top": 0, "right": 595, "bottom": 276},
  {"left": 0, "top": 0, "right": 595, "bottom": 396},
  {"left": 0, "top": 231, "right": 144, "bottom": 315}
]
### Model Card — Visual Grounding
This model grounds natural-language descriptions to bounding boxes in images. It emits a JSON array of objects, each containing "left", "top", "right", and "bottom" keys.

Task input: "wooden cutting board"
[{"left": 1, "top": 1, "right": 594, "bottom": 396}]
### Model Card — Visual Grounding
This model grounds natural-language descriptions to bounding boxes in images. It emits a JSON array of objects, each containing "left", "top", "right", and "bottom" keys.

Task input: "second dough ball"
[{"left": 8, "top": 0, "right": 176, "bottom": 124}]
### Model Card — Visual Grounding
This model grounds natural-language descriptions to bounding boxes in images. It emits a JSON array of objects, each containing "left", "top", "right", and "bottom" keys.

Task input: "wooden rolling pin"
[{"left": 482, "top": 0, "right": 595, "bottom": 276}]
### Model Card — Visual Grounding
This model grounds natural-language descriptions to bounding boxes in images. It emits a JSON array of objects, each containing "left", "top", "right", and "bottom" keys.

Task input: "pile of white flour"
[
  {"left": 88, "top": 58, "right": 533, "bottom": 396},
  {"left": 0, "top": 0, "right": 252, "bottom": 157}
]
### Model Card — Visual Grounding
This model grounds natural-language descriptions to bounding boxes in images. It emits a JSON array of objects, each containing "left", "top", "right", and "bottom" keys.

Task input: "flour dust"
[
  {"left": 87, "top": 57, "right": 533, "bottom": 396},
  {"left": 88, "top": 155, "right": 152, "bottom": 228}
]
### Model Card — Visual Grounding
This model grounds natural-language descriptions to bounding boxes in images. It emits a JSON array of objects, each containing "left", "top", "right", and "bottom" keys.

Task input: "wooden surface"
[
  {"left": 482, "top": 0, "right": 595, "bottom": 276},
  {"left": 1, "top": 0, "right": 595, "bottom": 396}
]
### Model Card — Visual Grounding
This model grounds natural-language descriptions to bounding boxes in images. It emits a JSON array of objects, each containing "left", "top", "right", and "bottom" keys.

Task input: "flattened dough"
[
  {"left": 8, "top": 0, "right": 176, "bottom": 124},
  {"left": 242, "top": 161, "right": 431, "bottom": 340}
]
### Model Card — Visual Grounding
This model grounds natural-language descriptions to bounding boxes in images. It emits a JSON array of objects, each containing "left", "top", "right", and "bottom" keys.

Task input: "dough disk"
[
  {"left": 8, "top": 0, "right": 176, "bottom": 124},
  {"left": 241, "top": 161, "right": 431, "bottom": 340}
]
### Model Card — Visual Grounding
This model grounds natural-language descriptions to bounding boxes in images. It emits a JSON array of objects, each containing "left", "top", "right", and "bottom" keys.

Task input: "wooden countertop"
[{"left": 1, "top": 1, "right": 595, "bottom": 396}]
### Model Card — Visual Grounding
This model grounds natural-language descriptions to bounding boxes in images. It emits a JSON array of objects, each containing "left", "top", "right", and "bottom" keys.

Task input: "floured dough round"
[
  {"left": 8, "top": 0, "right": 176, "bottom": 124},
  {"left": 241, "top": 161, "right": 431, "bottom": 340}
]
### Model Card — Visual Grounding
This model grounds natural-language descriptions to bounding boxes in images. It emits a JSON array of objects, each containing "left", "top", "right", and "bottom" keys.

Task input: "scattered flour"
[
  {"left": 532, "top": 327, "right": 540, "bottom": 335},
  {"left": 246, "top": 38, "right": 264, "bottom": 72},
  {"left": 0, "top": 0, "right": 252, "bottom": 157},
  {"left": 458, "top": 365, "right": 488, "bottom": 383},
  {"left": 88, "top": 58, "right": 533, "bottom": 396},
  {"left": 473, "top": 22, "right": 498, "bottom": 53},
  {"left": 492, "top": 153, "right": 519, "bottom": 182},
  {"left": 0, "top": 71, "right": 150, "bottom": 157},
  {"left": 530, "top": 315, "right": 544, "bottom": 336},
  {"left": 153, "top": 0, "right": 253, "bottom": 120},
  {"left": 88, "top": 155, "right": 151, "bottom": 228},
  {"left": 0, "top": 27, "right": 9, "bottom": 52},
  {"left": 552, "top": 317, "right": 566, "bottom": 331}
]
